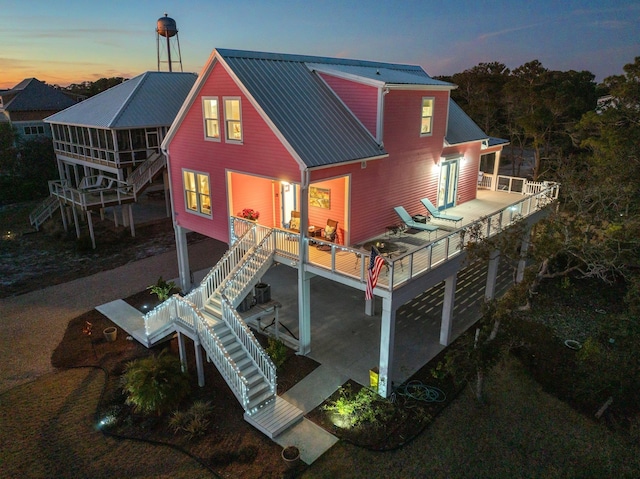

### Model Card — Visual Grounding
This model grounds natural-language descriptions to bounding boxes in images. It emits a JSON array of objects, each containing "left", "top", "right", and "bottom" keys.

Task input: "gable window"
[
  {"left": 224, "top": 97, "right": 242, "bottom": 142},
  {"left": 420, "top": 97, "right": 434, "bottom": 136},
  {"left": 203, "top": 97, "right": 220, "bottom": 140},
  {"left": 183, "top": 169, "right": 212, "bottom": 217}
]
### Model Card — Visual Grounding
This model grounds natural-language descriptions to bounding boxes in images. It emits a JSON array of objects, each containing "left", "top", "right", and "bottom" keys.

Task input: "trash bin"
[
  {"left": 237, "top": 292, "right": 254, "bottom": 312},
  {"left": 255, "top": 283, "right": 271, "bottom": 304},
  {"left": 369, "top": 367, "right": 379, "bottom": 390}
]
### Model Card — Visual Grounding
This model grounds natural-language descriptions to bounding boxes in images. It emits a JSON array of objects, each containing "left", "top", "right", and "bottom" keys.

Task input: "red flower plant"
[{"left": 239, "top": 208, "right": 260, "bottom": 220}]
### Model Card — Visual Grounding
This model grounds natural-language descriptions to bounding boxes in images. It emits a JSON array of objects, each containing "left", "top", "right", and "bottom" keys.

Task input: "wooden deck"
[{"left": 272, "top": 189, "right": 552, "bottom": 295}]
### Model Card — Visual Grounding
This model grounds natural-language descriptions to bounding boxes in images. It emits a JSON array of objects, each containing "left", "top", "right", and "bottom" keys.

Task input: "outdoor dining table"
[{"left": 358, "top": 240, "right": 408, "bottom": 270}]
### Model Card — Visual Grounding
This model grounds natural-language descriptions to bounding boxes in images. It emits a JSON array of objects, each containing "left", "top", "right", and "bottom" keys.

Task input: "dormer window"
[
  {"left": 224, "top": 97, "right": 242, "bottom": 143},
  {"left": 420, "top": 97, "right": 434, "bottom": 136}
]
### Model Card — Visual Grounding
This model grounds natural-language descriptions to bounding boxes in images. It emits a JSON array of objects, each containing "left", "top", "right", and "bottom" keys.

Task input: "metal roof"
[
  {"left": 445, "top": 99, "right": 488, "bottom": 145},
  {"left": 45, "top": 72, "right": 196, "bottom": 129},
  {"left": 1, "top": 78, "right": 76, "bottom": 112},
  {"left": 219, "top": 49, "right": 388, "bottom": 168},
  {"left": 306, "top": 62, "right": 453, "bottom": 87}
]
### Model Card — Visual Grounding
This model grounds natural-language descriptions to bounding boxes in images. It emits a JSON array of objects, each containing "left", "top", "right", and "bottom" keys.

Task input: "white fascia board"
[
  {"left": 306, "top": 64, "right": 386, "bottom": 88},
  {"left": 385, "top": 84, "right": 456, "bottom": 91}
]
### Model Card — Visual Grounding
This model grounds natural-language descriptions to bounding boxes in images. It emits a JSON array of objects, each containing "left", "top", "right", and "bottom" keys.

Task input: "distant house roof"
[
  {"left": 45, "top": 72, "right": 197, "bottom": 129},
  {"left": 0, "top": 78, "right": 76, "bottom": 112},
  {"left": 445, "top": 99, "right": 489, "bottom": 145}
]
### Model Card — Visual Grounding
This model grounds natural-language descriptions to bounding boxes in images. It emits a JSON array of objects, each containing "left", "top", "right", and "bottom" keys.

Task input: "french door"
[{"left": 438, "top": 159, "right": 459, "bottom": 210}]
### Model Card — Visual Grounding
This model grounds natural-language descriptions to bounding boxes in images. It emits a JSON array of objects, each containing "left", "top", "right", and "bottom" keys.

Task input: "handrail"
[
  {"left": 29, "top": 196, "right": 59, "bottom": 229},
  {"left": 302, "top": 183, "right": 559, "bottom": 293},
  {"left": 127, "top": 151, "right": 165, "bottom": 195}
]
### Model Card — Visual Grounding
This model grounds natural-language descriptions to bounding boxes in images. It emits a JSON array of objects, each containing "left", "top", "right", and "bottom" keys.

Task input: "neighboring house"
[
  {"left": 0, "top": 78, "right": 77, "bottom": 141},
  {"left": 132, "top": 48, "right": 557, "bottom": 437},
  {"left": 35, "top": 71, "right": 197, "bottom": 246}
]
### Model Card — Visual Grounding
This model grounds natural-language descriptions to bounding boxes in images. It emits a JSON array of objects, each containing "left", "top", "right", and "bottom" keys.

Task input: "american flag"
[{"left": 365, "top": 247, "right": 385, "bottom": 300}]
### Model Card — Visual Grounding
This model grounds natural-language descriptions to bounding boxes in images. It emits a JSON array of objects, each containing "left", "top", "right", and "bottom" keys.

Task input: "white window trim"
[
  {"left": 182, "top": 169, "right": 212, "bottom": 218},
  {"left": 223, "top": 96, "right": 243, "bottom": 144},
  {"left": 420, "top": 97, "right": 435, "bottom": 137},
  {"left": 202, "top": 97, "right": 220, "bottom": 142}
]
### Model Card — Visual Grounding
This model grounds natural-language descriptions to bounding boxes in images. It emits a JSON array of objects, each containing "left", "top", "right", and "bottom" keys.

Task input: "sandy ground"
[{"left": 0, "top": 239, "right": 223, "bottom": 394}]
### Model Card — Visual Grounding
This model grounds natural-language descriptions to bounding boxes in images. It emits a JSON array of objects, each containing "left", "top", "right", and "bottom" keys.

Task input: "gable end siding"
[
  {"left": 318, "top": 73, "right": 379, "bottom": 137},
  {"left": 168, "top": 62, "right": 300, "bottom": 243}
]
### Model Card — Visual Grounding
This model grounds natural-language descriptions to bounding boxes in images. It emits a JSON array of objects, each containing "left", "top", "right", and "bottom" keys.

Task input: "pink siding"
[
  {"left": 319, "top": 73, "right": 378, "bottom": 137},
  {"left": 308, "top": 176, "right": 347, "bottom": 243},
  {"left": 167, "top": 61, "right": 301, "bottom": 243}
]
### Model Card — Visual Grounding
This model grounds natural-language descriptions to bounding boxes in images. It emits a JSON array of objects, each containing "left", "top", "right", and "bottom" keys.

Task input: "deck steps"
[{"left": 244, "top": 396, "right": 304, "bottom": 438}]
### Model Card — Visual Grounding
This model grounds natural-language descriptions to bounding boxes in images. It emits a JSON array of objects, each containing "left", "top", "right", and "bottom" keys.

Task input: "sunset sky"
[{"left": 1, "top": 0, "right": 638, "bottom": 90}]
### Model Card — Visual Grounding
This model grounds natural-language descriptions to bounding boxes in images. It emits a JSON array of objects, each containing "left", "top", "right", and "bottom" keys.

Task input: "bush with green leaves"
[
  {"left": 147, "top": 276, "right": 178, "bottom": 301},
  {"left": 265, "top": 338, "right": 288, "bottom": 369},
  {"left": 169, "top": 400, "right": 213, "bottom": 439},
  {"left": 120, "top": 349, "right": 190, "bottom": 416},
  {"left": 324, "top": 383, "right": 394, "bottom": 428}
]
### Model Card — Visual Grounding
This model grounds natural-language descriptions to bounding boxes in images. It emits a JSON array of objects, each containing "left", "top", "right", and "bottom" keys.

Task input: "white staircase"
[
  {"left": 142, "top": 221, "right": 303, "bottom": 436},
  {"left": 29, "top": 196, "right": 60, "bottom": 230}
]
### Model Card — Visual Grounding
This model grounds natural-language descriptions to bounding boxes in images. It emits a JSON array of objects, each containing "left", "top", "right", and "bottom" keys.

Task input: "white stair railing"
[
  {"left": 127, "top": 151, "right": 166, "bottom": 196},
  {"left": 29, "top": 196, "right": 59, "bottom": 230},
  {"left": 143, "top": 221, "right": 277, "bottom": 413}
]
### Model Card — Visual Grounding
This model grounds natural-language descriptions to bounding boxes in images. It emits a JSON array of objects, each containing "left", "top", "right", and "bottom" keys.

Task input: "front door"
[{"left": 438, "top": 159, "right": 459, "bottom": 210}]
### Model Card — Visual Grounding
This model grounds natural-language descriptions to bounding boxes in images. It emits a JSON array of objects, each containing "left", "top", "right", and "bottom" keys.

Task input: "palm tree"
[{"left": 121, "top": 349, "right": 190, "bottom": 416}]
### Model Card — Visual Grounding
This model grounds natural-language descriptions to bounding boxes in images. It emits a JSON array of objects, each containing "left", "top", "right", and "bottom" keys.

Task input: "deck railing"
[
  {"left": 49, "top": 178, "right": 135, "bottom": 209},
  {"left": 296, "top": 182, "right": 558, "bottom": 293}
]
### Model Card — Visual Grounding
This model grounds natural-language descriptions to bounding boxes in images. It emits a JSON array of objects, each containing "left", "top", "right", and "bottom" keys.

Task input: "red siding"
[
  {"left": 167, "top": 61, "right": 301, "bottom": 243},
  {"left": 319, "top": 73, "right": 378, "bottom": 137}
]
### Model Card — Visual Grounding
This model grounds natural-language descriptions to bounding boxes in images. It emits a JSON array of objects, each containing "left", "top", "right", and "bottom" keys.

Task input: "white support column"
[
  {"left": 177, "top": 331, "right": 187, "bottom": 372},
  {"left": 60, "top": 203, "right": 68, "bottom": 232},
  {"left": 485, "top": 250, "right": 501, "bottom": 301},
  {"left": 297, "top": 268, "right": 312, "bottom": 355},
  {"left": 128, "top": 204, "right": 135, "bottom": 238},
  {"left": 194, "top": 340, "right": 205, "bottom": 387},
  {"left": 175, "top": 225, "right": 191, "bottom": 293},
  {"left": 163, "top": 169, "right": 171, "bottom": 217},
  {"left": 377, "top": 297, "right": 395, "bottom": 398},
  {"left": 113, "top": 207, "right": 118, "bottom": 227},
  {"left": 87, "top": 210, "right": 96, "bottom": 249},
  {"left": 72, "top": 206, "right": 81, "bottom": 239},
  {"left": 122, "top": 205, "right": 129, "bottom": 228},
  {"left": 516, "top": 227, "right": 531, "bottom": 283},
  {"left": 440, "top": 273, "right": 458, "bottom": 346},
  {"left": 365, "top": 297, "right": 375, "bottom": 316}
]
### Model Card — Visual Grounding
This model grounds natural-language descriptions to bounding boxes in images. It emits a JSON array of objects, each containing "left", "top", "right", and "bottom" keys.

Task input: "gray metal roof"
[
  {"left": 45, "top": 72, "right": 196, "bottom": 129},
  {"left": 219, "top": 49, "right": 388, "bottom": 167},
  {"left": 1, "top": 78, "right": 76, "bottom": 112},
  {"left": 306, "top": 63, "right": 453, "bottom": 87},
  {"left": 445, "top": 99, "right": 488, "bottom": 145}
]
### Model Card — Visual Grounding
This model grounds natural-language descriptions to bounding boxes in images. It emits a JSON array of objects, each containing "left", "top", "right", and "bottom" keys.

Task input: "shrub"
[
  {"left": 120, "top": 349, "right": 190, "bottom": 416},
  {"left": 266, "top": 338, "right": 288, "bottom": 369},
  {"left": 147, "top": 276, "right": 178, "bottom": 301},
  {"left": 324, "top": 383, "right": 393, "bottom": 428},
  {"left": 169, "top": 400, "right": 214, "bottom": 440}
]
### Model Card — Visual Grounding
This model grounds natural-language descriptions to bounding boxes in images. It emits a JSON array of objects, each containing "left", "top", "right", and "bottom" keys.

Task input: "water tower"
[{"left": 156, "top": 13, "right": 183, "bottom": 72}]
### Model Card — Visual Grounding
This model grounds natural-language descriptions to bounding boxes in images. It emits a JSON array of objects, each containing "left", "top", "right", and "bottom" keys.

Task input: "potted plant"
[
  {"left": 239, "top": 208, "right": 260, "bottom": 221},
  {"left": 103, "top": 326, "right": 118, "bottom": 342},
  {"left": 281, "top": 445, "right": 300, "bottom": 468}
]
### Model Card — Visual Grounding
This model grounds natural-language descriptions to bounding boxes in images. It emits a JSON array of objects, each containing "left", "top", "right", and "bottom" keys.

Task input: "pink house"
[{"left": 147, "top": 49, "right": 556, "bottom": 430}]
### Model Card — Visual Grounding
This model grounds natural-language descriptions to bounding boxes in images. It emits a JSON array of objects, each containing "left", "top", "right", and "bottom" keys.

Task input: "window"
[
  {"left": 224, "top": 98, "right": 242, "bottom": 142},
  {"left": 23, "top": 125, "right": 45, "bottom": 135},
  {"left": 420, "top": 97, "right": 434, "bottom": 136},
  {"left": 183, "top": 169, "right": 212, "bottom": 217},
  {"left": 203, "top": 98, "right": 220, "bottom": 140}
]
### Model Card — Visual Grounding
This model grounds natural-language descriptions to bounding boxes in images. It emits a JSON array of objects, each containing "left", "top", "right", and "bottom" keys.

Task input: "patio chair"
[
  {"left": 288, "top": 211, "right": 300, "bottom": 232},
  {"left": 420, "top": 198, "right": 463, "bottom": 226},
  {"left": 393, "top": 206, "right": 438, "bottom": 236},
  {"left": 317, "top": 219, "right": 338, "bottom": 250}
]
